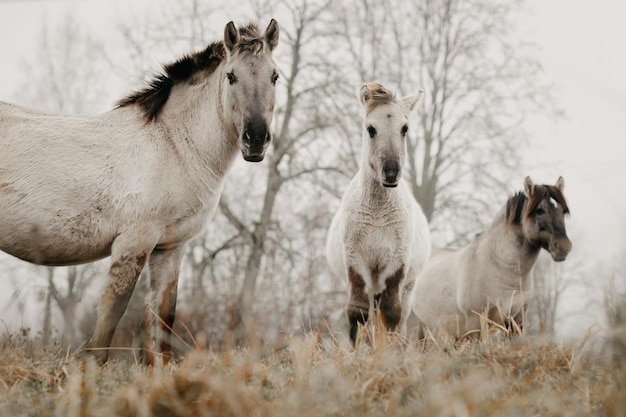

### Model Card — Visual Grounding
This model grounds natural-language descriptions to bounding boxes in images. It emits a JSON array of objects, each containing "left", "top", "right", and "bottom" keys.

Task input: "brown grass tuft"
[{"left": 1, "top": 332, "right": 624, "bottom": 416}]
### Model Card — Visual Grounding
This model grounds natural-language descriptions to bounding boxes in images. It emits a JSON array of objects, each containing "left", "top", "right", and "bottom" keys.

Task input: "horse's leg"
[
  {"left": 86, "top": 237, "right": 153, "bottom": 363},
  {"left": 142, "top": 245, "right": 185, "bottom": 366},
  {"left": 347, "top": 266, "right": 369, "bottom": 345},
  {"left": 398, "top": 279, "right": 415, "bottom": 336},
  {"left": 378, "top": 265, "right": 404, "bottom": 332},
  {"left": 503, "top": 307, "right": 526, "bottom": 336}
]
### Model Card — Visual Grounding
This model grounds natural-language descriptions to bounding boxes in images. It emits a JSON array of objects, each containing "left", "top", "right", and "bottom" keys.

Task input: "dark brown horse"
[{"left": 411, "top": 177, "right": 571, "bottom": 339}]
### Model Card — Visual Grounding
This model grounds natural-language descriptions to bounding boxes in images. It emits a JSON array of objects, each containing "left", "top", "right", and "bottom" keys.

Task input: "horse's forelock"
[
  {"left": 524, "top": 184, "right": 570, "bottom": 220},
  {"left": 234, "top": 22, "right": 265, "bottom": 54},
  {"left": 545, "top": 185, "right": 570, "bottom": 214},
  {"left": 363, "top": 84, "right": 397, "bottom": 115}
]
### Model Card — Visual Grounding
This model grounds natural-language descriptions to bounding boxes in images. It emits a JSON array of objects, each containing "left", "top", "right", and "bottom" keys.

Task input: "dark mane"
[
  {"left": 116, "top": 22, "right": 264, "bottom": 122},
  {"left": 506, "top": 192, "right": 527, "bottom": 225},
  {"left": 505, "top": 184, "right": 570, "bottom": 225}
]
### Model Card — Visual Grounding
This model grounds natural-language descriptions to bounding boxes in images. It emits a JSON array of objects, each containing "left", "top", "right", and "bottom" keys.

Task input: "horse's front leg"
[
  {"left": 347, "top": 266, "right": 369, "bottom": 345},
  {"left": 86, "top": 237, "right": 153, "bottom": 364},
  {"left": 378, "top": 265, "right": 404, "bottom": 333},
  {"left": 142, "top": 245, "right": 185, "bottom": 366},
  {"left": 398, "top": 279, "right": 415, "bottom": 336},
  {"left": 499, "top": 305, "right": 526, "bottom": 336}
]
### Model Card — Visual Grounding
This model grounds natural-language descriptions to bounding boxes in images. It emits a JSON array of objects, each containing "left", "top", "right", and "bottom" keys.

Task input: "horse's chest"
[
  {"left": 158, "top": 193, "right": 220, "bottom": 245},
  {"left": 345, "top": 211, "right": 408, "bottom": 266}
]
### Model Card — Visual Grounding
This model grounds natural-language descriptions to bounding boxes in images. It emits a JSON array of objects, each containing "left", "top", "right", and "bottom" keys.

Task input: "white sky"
[
  {"left": 520, "top": 0, "right": 626, "bottom": 263},
  {"left": 0, "top": 0, "right": 625, "bottom": 336}
]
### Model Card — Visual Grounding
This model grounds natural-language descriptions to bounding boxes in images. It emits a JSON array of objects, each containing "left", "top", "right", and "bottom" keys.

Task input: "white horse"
[
  {"left": 0, "top": 20, "right": 279, "bottom": 364},
  {"left": 410, "top": 177, "right": 572, "bottom": 340},
  {"left": 326, "top": 82, "right": 431, "bottom": 345}
]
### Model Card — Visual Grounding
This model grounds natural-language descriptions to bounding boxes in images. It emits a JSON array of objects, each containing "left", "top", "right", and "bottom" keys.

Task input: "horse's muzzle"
[
  {"left": 549, "top": 236, "right": 572, "bottom": 262},
  {"left": 382, "top": 160, "right": 400, "bottom": 187},
  {"left": 241, "top": 119, "right": 272, "bottom": 162},
  {"left": 241, "top": 131, "right": 271, "bottom": 162}
]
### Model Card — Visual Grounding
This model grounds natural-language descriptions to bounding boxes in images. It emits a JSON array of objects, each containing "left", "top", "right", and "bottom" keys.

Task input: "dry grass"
[{"left": 1, "top": 329, "right": 625, "bottom": 417}]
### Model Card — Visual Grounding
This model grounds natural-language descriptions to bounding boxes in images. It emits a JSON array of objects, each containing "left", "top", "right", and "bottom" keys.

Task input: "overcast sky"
[
  {"left": 520, "top": 0, "right": 626, "bottom": 263},
  {"left": 0, "top": 0, "right": 625, "bottom": 334}
]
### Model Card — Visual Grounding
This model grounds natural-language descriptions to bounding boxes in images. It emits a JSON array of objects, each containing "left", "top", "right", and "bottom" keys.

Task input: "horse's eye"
[
  {"left": 367, "top": 125, "right": 377, "bottom": 138},
  {"left": 401, "top": 124, "right": 408, "bottom": 136},
  {"left": 535, "top": 208, "right": 545, "bottom": 215},
  {"left": 226, "top": 72, "right": 237, "bottom": 85},
  {"left": 271, "top": 71, "right": 279, "bottom": 85}
]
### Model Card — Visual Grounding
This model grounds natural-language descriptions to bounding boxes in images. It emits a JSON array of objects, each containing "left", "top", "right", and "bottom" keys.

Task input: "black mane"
[
  {"left": 505, "top": 192, "right": 527, "bottom": 225},
  {"left": 116, "top": 42, "right": 225, "bottom": 122},
  {"left": 116, "top": 22, "right": 263, "bottom": 123}
]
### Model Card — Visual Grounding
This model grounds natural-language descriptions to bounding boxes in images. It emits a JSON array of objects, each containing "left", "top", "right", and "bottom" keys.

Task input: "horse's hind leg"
[
  {"left": 86, "top": 238, "right": 153, "bottom": 364},
  {"left": 142, "top": 245, "right": 185, "bottom": 366},
  {"left": 398, "top": 279, "right": 415, "bottom": 336},
  {"left": 347, "top": 266, "right": 369, "bottom": 345}
]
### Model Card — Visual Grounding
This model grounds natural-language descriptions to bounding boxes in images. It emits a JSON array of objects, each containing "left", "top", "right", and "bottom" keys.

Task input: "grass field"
[{"left": 1, "top": 328, "right": 625, "bottom": 417}]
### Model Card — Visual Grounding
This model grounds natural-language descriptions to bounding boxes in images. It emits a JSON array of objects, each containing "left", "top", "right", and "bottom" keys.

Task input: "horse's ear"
[
  {"left": 224, "top": 21, "right": 239, "bottom": 53},
  {"left": 555, "top": 176, "right": 565, "bottom": 191},
  {"left": 359, "top": 83, "right": 372, "bottom": 105},
  {"left": 264, "top": 19, "right": 279, "bottom": 52},
  {"left": 401, "top": 89, "right": 424, "bottom": 112},
  {"left": 523, "top": 176, "right": 535, "bottom": 197}
]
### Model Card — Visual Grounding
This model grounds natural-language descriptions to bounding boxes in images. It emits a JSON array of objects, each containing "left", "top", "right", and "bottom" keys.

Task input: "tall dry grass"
[{"left": 1, "top": 327, "right": 625, "bottom": 417}]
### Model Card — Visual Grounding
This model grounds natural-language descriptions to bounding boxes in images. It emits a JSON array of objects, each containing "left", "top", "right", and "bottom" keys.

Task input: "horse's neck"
[
  {"left": 157, "top": 67, "right": 239, "bottom": 181},
  {"left": 481, "top": 210, "right": 540, "bottom": 278},
  {"left": 358, "top": 171, "right": 398, "bottom": 210}
]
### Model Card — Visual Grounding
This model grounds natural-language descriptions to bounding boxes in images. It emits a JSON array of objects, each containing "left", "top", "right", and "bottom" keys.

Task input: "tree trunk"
[{"left": 229, "top": 164, "right": 283, "bottom": 347}]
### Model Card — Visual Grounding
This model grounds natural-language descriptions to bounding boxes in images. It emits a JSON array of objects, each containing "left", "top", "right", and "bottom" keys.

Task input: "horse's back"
[
  {"left": 0, "top": 103, "right": 160, "bottom": 265},
  {"left": 0, "top": 105, "right": 118, "bottom": 264}
]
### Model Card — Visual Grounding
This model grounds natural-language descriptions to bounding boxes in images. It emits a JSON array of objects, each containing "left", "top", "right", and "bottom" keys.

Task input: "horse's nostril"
[{"left": 243, "top": 129, "right": 271, "bottom": 148}]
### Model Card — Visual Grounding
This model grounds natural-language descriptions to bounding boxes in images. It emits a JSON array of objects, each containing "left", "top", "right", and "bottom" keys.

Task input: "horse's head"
[
  {"left": 521, "top": 176, "right": 572, "bottom": 261},
  {"left": 222, "top": 20, "right": 279, "bottom": 162},
  {"left": 359, "top": 82, "right": 423, "bottom": 187}
]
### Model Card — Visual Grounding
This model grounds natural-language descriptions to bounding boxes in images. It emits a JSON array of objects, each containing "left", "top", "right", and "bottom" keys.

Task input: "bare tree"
[
  {"left": 16, "top": 15, "right": 111, "bottom": 113},
  {"left": 105, "top": 0, "right": 558, "bottom": 350},
  {"left": 526, "top": 253, "right": 577, "bottom": 335},
  {"left": 220, "top": 0, "right": 339, "bottom": 346},
  {"left": 330, "top": 0, "right": 555, "bottom": 244},
  {"left": 39, "top": 265, "right": 102, "bottom": 347},
  {"left": 603, "top": 261, "right": 626, "bottom": 364}
]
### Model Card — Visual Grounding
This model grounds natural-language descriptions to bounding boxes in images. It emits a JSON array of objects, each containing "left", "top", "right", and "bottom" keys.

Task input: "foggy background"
[{"left": 0, "top": 0, "right": 624, "bottom": 354}]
